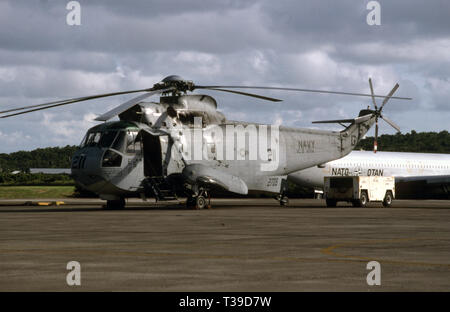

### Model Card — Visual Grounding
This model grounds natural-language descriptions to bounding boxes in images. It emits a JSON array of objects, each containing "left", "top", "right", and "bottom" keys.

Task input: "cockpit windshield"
[
  {"left": 80, "top": 127, "right": 142, "bottom": 154},
  {"left": 80, "top": 130, "right": 118, "bottom": 148}
]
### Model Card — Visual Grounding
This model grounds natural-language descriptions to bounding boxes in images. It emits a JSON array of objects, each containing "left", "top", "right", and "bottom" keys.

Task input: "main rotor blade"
[
  {"left": 380, "top": 83, "right": 399, "bottom": 110},
  {"left": 0, "top": 88, "right": 166, "bottom": 119},
  {"left": 368, "top": 78, "right": 378, "bottom": 110},
  {"left": 381, "top": 115, "right": 401, "bottom": 133},
  {"left": 0, "top": 97, "right": 96, "bottom": 118},
  {"left": 196, "top": 85, "right": 412, "bottom": 100},
  {"left": 205, "top": 88, "right": 282, "bottom": 102},
  {"left": 0, "top": 87, "right": 155, "bottom": 115},
  {"left": 95, "top": 88, "right": 173, "bottom": 121}
]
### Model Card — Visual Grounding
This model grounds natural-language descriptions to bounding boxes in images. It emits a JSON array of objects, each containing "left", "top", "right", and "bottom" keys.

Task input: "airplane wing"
[
  {"left": 395, "top": 175, "right": 450, "bottom": 184},
  {"left": 182, "top": 164, "right": 248, "bottom": 195},
  {"left": 395, "top": 175, "right": 449, "bottom": 198}
]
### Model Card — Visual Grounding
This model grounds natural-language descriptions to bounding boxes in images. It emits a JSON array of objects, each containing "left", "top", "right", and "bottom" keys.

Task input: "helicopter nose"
[{"left": 71, "top": 148, "right": 108, "bottom": 193}]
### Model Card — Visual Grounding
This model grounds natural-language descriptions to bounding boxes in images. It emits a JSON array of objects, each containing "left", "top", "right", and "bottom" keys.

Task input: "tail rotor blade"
[
  {"left": 380, "top": 83, "right": 399, "bottom": 111},
  {"left": 381, "top": 115, "right": 401, "bottom": 133},
  {"left": 368, "top": 78, "right": 378, "bottom": 110},
  {"left": 374, "top": 118, "right": 378, "bottom": 153}
]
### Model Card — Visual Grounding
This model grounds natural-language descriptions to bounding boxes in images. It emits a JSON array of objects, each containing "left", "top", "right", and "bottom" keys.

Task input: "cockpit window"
[
  {"left": 98, "top": 130, "right": 118, "bottom": 148},
  {"left": 109, "top": 130, "right": 141, "bottom": 154},
  {"left": 79, "top": 134, "right": 87, "bottom": 147},
  {"left": 125, "top": 130, "right": 141, "bottom": 154},
  {"left": 111, "top": 131, "right": 125, "bottom": 152},
  {"left": 84, "top": 132, "right": 101, "bottom": 147}
]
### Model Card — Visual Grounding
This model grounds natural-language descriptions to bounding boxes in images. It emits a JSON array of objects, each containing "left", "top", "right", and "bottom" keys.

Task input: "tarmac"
[{"left": 0, "top": 197, "right": 449, "bottom": 291}]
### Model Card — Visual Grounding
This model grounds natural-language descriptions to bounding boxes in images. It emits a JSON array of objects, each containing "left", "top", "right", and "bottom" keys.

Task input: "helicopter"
[{"left": 0, "top": 75, "right": 411, "bottom": 209}]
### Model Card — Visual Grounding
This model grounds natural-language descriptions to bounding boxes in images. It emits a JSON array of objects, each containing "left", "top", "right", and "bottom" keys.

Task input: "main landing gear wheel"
[
  {"left": 280, "top": 196, "right": 289, "bottom": 206},
  {"left": 186, "top": 189, "right": 211, "bottom": 210},
  {"left": 195, "top": 196, "right": 207, "bottom": 209},
  {"left": 276, "top": 193, "right": 289, "bottom": 206},
  {"left": 105, "top": 198, "right": 125, "bottom": 210}
]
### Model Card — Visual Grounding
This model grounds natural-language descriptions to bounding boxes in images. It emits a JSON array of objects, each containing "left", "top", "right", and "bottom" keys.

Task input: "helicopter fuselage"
[{"left": 71, "top": 95, "right": 375, "bottom": 201}]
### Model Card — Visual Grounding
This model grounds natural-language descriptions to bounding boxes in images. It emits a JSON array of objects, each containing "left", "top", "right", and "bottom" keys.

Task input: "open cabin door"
[{"left": 140, "top": 130, "right": 163, "bottom": 177}]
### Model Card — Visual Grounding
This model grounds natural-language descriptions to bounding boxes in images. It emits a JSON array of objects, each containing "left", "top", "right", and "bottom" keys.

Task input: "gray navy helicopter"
[{"left": 0, "top": 75, "right": 410, "bottom": 209}]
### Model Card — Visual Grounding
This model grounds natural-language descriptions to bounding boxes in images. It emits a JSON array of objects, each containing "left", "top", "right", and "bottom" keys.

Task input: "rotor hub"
[{"left": 155, "top": 75, "right": 195, "bottom": 94}]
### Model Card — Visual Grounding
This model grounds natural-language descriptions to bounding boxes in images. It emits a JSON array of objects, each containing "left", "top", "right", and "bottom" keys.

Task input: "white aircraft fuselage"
[{"left": 288, "top": 151, "right": 450, "bottom": 189}]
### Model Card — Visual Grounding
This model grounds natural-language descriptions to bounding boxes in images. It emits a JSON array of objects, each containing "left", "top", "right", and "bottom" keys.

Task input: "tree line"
[
  {"left": 0, "top": 145, "right": 77, "bottom": 172},
  {"left": 355, "top": 130, "right": 450, "bottom": 153}
]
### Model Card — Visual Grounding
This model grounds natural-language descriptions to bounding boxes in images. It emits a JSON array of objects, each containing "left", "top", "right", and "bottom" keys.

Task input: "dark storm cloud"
[
  {"left": 261, "top": 0, "right": 450, "bottom": 44},
  {"left": 82, "top": 0, "right": 253, "bottom": 18},
  {"left": 0, "top": 0, "right": 278, "bottom": 53},
  {"left": 1, "top": 1, "right": 449, "bottom": 54}
]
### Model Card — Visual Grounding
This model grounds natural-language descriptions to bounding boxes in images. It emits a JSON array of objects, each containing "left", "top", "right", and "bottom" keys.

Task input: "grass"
[{"left": 0, "top": 186, "right": 75, "bottom": 199}]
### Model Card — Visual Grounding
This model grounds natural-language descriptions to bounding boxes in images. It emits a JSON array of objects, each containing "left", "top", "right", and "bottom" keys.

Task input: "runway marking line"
[{"left": 321, "top": 237, "right": 450, "bottom": 268}]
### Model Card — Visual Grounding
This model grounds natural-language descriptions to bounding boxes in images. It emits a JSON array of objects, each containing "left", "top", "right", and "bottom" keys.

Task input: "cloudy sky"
[{"left": 0, "top": 0, "right": 449, "bottom": 153}]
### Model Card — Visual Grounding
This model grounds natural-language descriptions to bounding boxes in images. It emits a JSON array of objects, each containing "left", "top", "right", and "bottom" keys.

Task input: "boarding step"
[{"left": 143, "top": 176, "right": 177, "bottom": 201}]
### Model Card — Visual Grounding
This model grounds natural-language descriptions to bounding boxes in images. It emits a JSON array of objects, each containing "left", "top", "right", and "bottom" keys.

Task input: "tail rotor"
[{"left": 368, "top": 79, "right": 401, "bottom": 153}]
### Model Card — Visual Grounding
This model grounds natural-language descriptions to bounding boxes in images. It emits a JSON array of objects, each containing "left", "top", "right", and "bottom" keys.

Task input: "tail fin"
[
  {"left": 312, "top": 79, "right": 409, "bottom": 155},
  {"left": 312, "top": 79, "right": 408, "bottom": 153}
]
